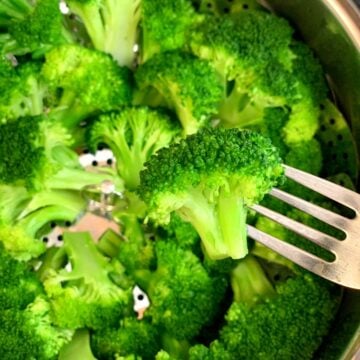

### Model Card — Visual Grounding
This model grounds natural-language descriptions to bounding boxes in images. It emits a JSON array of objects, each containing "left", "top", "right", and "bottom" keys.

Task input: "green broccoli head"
[
  {"left": 0, "top": 0, "right": 72, "bottom": 56},
  {"left": 135, "top": 51, "right": 223, "bottom": 135},
  {"left": 140, "top": 0, "right": 198, "bottom": 63},
  {"left": 42, "top": 44, "right": 133, "bottom": 128},
  {"left": 43, "top": 232, "right": 132, "bottom": 330},
  {"left": 219, "top": 273, "right": 341, "bottom": 360},
  {"left": 0, "top": 59, "right": 45, "bottom": 122},
  {"left": 91, "top": 317, "right": 161, "bottom": 360},
  {"left": 86, "top": 107, "right": 180, "bottom": 190},
  {"left": 136, "top": 241, "right": 221, "bottom": 340},
  {"left": 0, "top": 296, "right": 74, "bottom": 360},
  {"left": 0, "top": 115, "right": 73, "bottom": 189},
  {"left": 139, "top": 128, "right": 284, "bottom": 259},
  {"left": 0, "top": 243, "right": 43, "bottom": 309}
]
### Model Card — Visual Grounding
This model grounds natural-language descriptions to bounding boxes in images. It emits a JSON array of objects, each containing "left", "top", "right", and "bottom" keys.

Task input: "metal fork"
[{"left": 247, "top": 165, "right": 360, "bottom": 289}]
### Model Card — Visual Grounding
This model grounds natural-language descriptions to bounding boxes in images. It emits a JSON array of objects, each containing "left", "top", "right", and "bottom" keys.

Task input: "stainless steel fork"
[{"left": 247, "top": 165, "right": 360, "bottom": 289}]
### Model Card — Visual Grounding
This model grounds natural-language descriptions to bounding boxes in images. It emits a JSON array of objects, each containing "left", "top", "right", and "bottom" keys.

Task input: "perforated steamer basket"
[{"left": 262, "top": 1, "right": 360, "bottom": 359}]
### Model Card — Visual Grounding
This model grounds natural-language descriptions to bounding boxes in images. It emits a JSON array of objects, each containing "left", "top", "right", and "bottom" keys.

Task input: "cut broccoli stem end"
[
  {"left": 231, "top": 254, "right": 276, "bottom": 306},
  {"left": 176, "top": 189, "right": 249, "bottom": 260}
]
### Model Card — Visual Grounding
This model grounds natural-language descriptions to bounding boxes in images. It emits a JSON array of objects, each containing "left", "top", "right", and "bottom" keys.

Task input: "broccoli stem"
[
  {"left": 161, "top": 333, "right": 190, "bottom": 360},
  {"left": 62, "top": 232, "right": 115, "bottom": 286},
  {"left": 17, "top": 205, "right": 81, "bottom": 238},
  {"left": 230, "top": 255, "right": 276, "bottom": 306},
  {"left": 0, "top": 0, "right": 32, "bottom": 23},
  {"left": 37, "top": 247, "right": 67, "bottom": 282},
  {"left": 178, "top": 188, "right": 249, "bottom": 260},
  {"left": 58, "top": 329, "right": 96, "bottom": 360},
  {"left": 219, "top": 85, "right": 264, "bottom": 128},
  {"left": 46, "top": 168, "right": 121, "bottom": 191}
]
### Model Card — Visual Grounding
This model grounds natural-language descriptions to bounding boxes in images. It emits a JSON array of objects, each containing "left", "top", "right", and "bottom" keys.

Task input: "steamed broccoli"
[
  {"left": 43, "top": 231, "right": 132, "bottom": 330},
  {"left": 0, "top": 59, "right": 45, "bottom": 121},
  {"left": 42, "top": 44, "right": 133, "bottom": 129},
  {"left": 86, "top": 107, "right": 180, "bottom": 190},
  {"left": 135, "top": 51, "right": 223, "bottom": 135},
  {"left": 91, "top": 317, "right": 161, "bottom": 360},
  {"left": 139, "top": 128, "right": 284, "bottom": 259},
  {"left": 189, "top": 11, "right": 327, "bottom": 142},
  {"left": 59, "top": 329, "right": 97, "bottom": 360},
  {"left": 140, "top": 0, "right": 197, "bottom": 63},
  {"left": 0, "top": 244, "right": 73, "bottom": 360},
  {"left": 66, "top": 0, "right": 141, "bottom": 67},
  {"left": 134, "top": 240, "right": 224, "bottom": 340},
  {"left": 0, "top": 0, "right": 73, "bottom": 56}
]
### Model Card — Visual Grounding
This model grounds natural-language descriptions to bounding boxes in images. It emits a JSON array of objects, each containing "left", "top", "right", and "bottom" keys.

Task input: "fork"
[{"left": 247, "top": 165, "right": 360, "bottom": 289}]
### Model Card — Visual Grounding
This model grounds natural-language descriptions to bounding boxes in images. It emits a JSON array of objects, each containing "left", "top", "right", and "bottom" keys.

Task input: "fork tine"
[
  {"left": 284, "top": 165, "right": 360, "bottom": 212},
  {"left": 270, "top": 188, "right": 350, "bottom": 230},
  {"left": 247, "top": 225, "right": 333, "bottom": 279},
  {"left": 251, "top": 204, "right": 341, "bottom": 252}
]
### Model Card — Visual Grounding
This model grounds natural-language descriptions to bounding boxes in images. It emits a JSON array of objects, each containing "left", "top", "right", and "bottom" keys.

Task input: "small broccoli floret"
[
  {"left": 135, "top": 51, "right": 223, "bottom": 135},
  {"left": 91, "top": 317, "right": 161, "bottom": 360},
  {"left": 86, "top": 107, "right": 180, "bottom": 190},
  {"left": 66, "top": 0, "right": 140, "bottom": 67},
  {"left": 43, "top": 231, "right": 132, "bottom": 330},
  {"left": 139, "top": 128, "right": 284, "bottom": 259},
  {"left": 140, "top": 0, "right": 197, "bottom": 63},
  {"left": 98, "top": 213, "right": 156, "bottom": 276},
  {"left": 0, "top": 0, "right": 72, "bottom": 56},
  {"left": 155, "top": 212, "right": 202, "bottom": 255},
  {"left": 0, "top": 243, "right": 43, "bottom": 309},
  {"left": 134, "top": 241, "right": 221, "bottom": 340},
  {"left": 0, "top": 296, "right": 74, "bottom": 360},
  {"left": 0, "top": 59, "right": 45, "bottom": 122},
  {"left": 59, "top": 329, "right": 97, "bottom": 360},
  {"left": 189, "top": 341, "right": 232, "bottom": 360},
  {"left": 42, "top": 44, "right": 133, "bottom": 128},
  {"left": 219, "top": 273, "right": 341, "bottom": 360},
  {"left": 285, "top": 138, "right": 323, "bottom": 174}
]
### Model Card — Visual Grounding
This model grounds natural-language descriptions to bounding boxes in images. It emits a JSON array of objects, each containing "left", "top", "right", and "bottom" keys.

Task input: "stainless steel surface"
[
  {"left": 262, "top": 0, "right": 360, "bottom": 358},
  {"left": 248, "top": 165, "right": 360, "bottom": 288}
]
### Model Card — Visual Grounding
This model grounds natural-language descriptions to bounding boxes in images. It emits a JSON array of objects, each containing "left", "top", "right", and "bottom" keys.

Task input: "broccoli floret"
[
  {"left": 0, "top": 59, "right": 46, "bottom": 121},
  {"left": 138, "top": 128, "right": 284, "bottom": 259},
  {"left": 140, "top": 0, "right": 197, "bottom": 63},
  {"left": 189, "top": 341, "right": 232, "bottom": 360},
  {"left": 43, "top": 231, "right": 132, "bottom": 330},
  {"left": 134, "top": 240, "right": 222, "bottom": 340},
  {"left": 91, "top": 317, "right": 161, "bottom": 360},
  {"left": 86, "top": 107, "right": 180, "bottom": 190},
  {"left": 154, "top": 212, "right": 202, "bottom": 255},
  {"left": 0, "top": 296, "right": 74, "bottom": 360},
  {"left": 0, "top": 243, "right": 43, "bottom": 309},
  {"left": 135, "top": 51, "right": 223, "bottom": 135},
  {"left": 0, "top": 0, "right": 72, "bottom": 56},
  {"left": 42, "top": 44, "right": 133, "bottom": 128},
  {"left": 59, "top": 329, "right": 97, "bottom": 360},
  {"left": 98, "top": 213, "right": 156, "bottom": 276},
  {"left": 219, "top": 273, "right": 341, "bottom": 360},
  {"left": 0, "top": 114, "right": 122, "bottom": 191}
]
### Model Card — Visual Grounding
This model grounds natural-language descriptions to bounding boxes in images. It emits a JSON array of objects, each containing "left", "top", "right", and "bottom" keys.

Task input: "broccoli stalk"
[
  {"left": 230, "top": 255, "right": 276, "bottom": 306},
  {"left": 135, "top": 51, "right": 223, "bottom": 135},
  {"left": 66, "top": 0, "right": 141, "bottom": 67},
  {"left": 86, "top": 107, "right": 180, "bottom": 190},
  {"left": 139, "top": 128, "right": 284, "bottom": 260},
  {"left": 59, "top": 329, "right": 97, "bottom": 360},
  {"left": 43, "top": 231, "right": 132, "bottom": 330}
]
